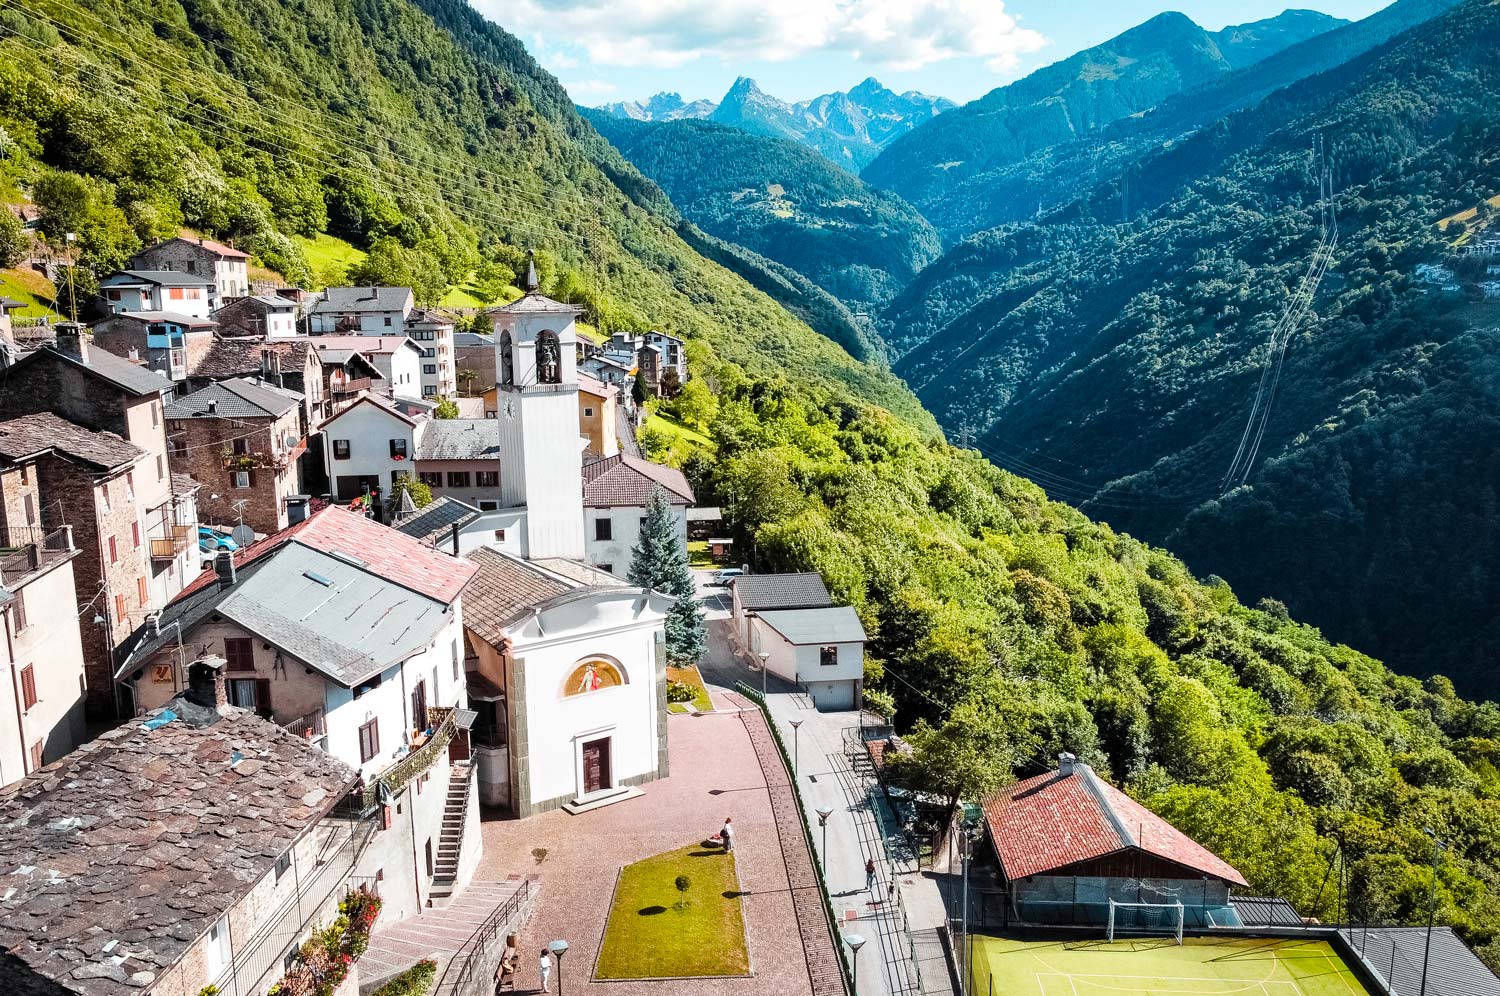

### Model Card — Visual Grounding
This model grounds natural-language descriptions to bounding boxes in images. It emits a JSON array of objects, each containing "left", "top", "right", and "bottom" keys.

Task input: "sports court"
[{"left": 969, "top": 935, "right": 1373, "bottom": 996}]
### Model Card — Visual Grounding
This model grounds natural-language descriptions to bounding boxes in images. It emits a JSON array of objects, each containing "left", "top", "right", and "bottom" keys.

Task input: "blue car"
[{"left": 198, "top": 527, "right": 239, "bottom": 555}]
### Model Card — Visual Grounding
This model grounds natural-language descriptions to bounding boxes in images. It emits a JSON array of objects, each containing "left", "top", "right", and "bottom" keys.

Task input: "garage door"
[{"left": 811, "top": 680, "right": 857, "bottom": 712}]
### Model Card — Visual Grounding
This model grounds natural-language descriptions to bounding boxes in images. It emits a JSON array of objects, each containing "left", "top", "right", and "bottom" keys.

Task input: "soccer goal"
[{"left": 1106, "top": 899, "right": 1185, "bottom": 944}]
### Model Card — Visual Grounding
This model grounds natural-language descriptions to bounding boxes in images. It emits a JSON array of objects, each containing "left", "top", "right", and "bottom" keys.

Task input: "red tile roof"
[
  {"left": 981, "top": 762, "right": 1248, "bottom": 887},
  {"left": 176, "top": 505, "right": 476, "bottom": 605},
  {"left": 182, "top": 235, "right": 249, "bottom": 259},
  {"left": 582, "top": 453, "right": 694, "bottom": 506}
]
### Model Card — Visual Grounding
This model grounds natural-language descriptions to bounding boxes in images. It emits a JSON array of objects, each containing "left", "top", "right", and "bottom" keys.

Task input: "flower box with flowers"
[{"left": 265, "top": 886, "right": 382, "bottom": 996}]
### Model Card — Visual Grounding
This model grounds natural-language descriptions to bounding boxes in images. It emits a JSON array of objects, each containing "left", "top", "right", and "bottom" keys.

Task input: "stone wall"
[{"left": 168, "top": 411, "right": 299, "bottom": 535}]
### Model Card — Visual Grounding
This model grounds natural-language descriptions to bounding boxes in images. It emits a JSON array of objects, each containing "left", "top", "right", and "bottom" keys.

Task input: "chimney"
[
  {"left": 215, "top": 548, "right": 237, "bottom": 589},
  {"left": 53, "top": 323, "right": 89, "bottom": 363},
  {"left": 1058, "top": 752, "right": 1077, "bottom": 776},
  {"left": 184, "top": 654, "right": 229, "bottom": 710},
  {"left": 207, "top": 400, "right": 217, "bottom": 415}
]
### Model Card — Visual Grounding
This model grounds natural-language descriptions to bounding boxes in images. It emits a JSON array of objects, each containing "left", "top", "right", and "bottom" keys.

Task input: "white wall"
[
  {"left": 512, "top": 590, "right": 668, "bottom": 809},
  {"left": 747, "top": 618, "right": 863, "bottom": 711},
  {"left": 584, "top": 502, "right": 686, "bottom": 575},
  {"left": 309, "top": 310, "right": 407, "bottom": 335},
  {"left": 323, "top": 403, "right": 417, "bottom": 503},
  {"left": 451, "top": 508, "right": 529, "bottom": 559},
  {"left": 386, "top": 346, "right": 422, "bottom": 400},
  {"left": 497, "top": 389, "right": 586, "bottom": 560},
  {"left": 0, "top": 557, "right": 88, "bottom": 785},
  {"left": 264, "top": 309, "right": 298, "bottom": 339}
]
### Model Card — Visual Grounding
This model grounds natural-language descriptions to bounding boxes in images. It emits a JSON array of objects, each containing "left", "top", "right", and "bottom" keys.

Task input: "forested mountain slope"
[
  {"left": 863, "top": 9, "right": 1342, "bottom": 239},
  {"left": 584, "top": 112, "right": 941, "bottom": 323},
  {"left": 886, "top": 0, "right": 1500, "bottom": 697},
  {"left": 900, "top": 0, "right": 1463, "bottom": 237},
  {"left": 4, "top": 0, "right": 1500, "bottom": 968}
]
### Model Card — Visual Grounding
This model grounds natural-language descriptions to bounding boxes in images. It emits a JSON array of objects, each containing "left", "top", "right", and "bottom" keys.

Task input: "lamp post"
[
  {"left": 845, "top": 932, "right": 866, "bottom": 993},
  {"left": 790, "top": 719, "right": 803, "bottom": 779},
  {"left": 961, "top": 821, "right": 981, "bottom": 996},
  {"left": 1421, "top": 828, "right": 1447, "bottom": 996},
  {"left": 816, "top": 805, "right": 834, "bottom": 868},
  {"left": 548, "top": 939, "right": 569, "bottom": 996},
  {"left": 757, "top": 651, "right": 770, "bottom": 698}
]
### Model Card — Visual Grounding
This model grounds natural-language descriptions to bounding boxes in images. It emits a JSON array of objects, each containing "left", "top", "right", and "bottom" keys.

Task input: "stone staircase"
[{"left": 430, "top": 762, "right": 472, "bottom": 900}]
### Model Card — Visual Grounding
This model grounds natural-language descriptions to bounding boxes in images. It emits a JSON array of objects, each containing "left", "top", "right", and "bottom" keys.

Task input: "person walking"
[
  {"left": 538, "top": 949, "right": 552, "bottom": 993},
  {"left": 865, "top": 857, "right": 878, "bottom": 894},
  {"left": 721, "top": 817, "right": 734, "bottom": 853}
]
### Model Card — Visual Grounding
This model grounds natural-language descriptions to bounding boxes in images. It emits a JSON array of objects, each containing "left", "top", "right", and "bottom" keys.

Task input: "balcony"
[
  {"left": 330, "top": 376, "right": 373, "bottom": 396},
  {"left": 283, "top": 707, "right": 327, "bottom": 751},
  {"left": 0, "top": 526, "right": 74, "bottom": 587},
  {"left": 359, "top": 706, "right": 457, "bottom": 810},
  {"left": 147, "top": 497, "right": 197, "bottom": 561},
  {"left": 149, "top": 524, "right": 193, "bottom": 561}
]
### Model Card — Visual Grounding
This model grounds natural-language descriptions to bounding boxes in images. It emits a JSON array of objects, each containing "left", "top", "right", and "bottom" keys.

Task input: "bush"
[
  {"left": 666, "top": 679, "right": 695, "bottom": 703},
  {"left": 370, "top": 959, "right": 437, "bottom": 996}
]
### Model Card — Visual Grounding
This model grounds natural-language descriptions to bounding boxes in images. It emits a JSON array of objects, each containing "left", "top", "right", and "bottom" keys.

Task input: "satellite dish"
[
  {"left": 283, "top": 432, "right": 298, "bottom": 449},
  {"left": 231, "top": 525, "right": 255, "bottom": 547}
]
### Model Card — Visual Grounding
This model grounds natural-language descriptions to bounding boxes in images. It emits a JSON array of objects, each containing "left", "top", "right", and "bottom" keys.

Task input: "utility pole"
[{"left": 1421, "top": 828, "right": 1447, "bottom": 996}]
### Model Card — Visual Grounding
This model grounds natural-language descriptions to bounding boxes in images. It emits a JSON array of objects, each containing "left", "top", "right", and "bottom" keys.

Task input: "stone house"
[
  {"left": 213, "top": 292, "right": 299, "bottom": 339},
  {"left": 89, "top": 311, "right": 217, "bottom": 384},
  {"left": 116, "top": 507, "right": 484, "bottom": 910},
  {"left": 128, "top": 235, "right": 251, "bottom": 306},
  {"left": 581, "top": 453, "right": 694, "bottom": 575},
  {"left": 0, "top": 334, "right": 203, "bottom": 716},
  {"left": 0, "top": 659, "right": 365, "bottom": 996},
  {"left": 307, "top": 285, "right": 414, "bottom": 334},
  {"left": 166, "top": 377, "right": 306, "bottom": 535},
  {"left": 407, "top": 307, "right": 457, "bottom": 398},
  {"left": 0, "top": 521, "right": 86, "bottom": 785},
  {"left": 98, "top": 269, "right": 215, "bottom": 319},
  {"left": 461, "top": 546, "right": 672, "bottom": 816}
]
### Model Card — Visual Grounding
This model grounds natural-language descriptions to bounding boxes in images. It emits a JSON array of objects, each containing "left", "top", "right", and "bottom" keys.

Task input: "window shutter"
[{"left": 20, "top": 665, "right": 36, "bottom": 709}]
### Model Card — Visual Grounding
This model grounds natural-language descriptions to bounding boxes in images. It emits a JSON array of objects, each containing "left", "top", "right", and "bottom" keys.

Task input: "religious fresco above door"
[{"left": 563, "top": 658, "right": 624, "bottom": 697}]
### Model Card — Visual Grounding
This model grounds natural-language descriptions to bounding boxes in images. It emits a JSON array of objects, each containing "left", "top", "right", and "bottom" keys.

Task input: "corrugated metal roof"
[
  {"left": 731, "top": 572, "right": 832, "bottom": 611},
  {"left": 755, "top": 606, "right": 866, "bottom": 645},
  {"left": 394, "top": 497, "right": 481, "bottom": 543},
  {"left": 1342, "top": 926, "right": 1500, "bottom": 996},
  {"left": 981, "top": 762, "right": 1249, "bottom": 887}
]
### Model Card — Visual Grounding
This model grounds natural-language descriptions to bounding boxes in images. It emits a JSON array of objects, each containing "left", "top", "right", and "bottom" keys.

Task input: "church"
[{"left": 456, "top": 262, "right": 675, "bottom": 817}]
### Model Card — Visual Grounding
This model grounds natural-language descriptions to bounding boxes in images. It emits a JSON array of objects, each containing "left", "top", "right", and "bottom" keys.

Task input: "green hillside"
[
  {"left": 886, "top": 0, "right": 1500, "bottom": 698},
  {"left": 2, "top": 0, "right": 1499, "bottom": 967},
  {"left": 585, "top": 113, "right": 940, "bottom": 326}
]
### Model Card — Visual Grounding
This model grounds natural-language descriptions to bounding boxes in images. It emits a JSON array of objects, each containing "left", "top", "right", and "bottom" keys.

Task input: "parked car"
[
  {"left": 711, "top": 568, "right": 743, "bottom": 587},
  {"left": 198, "top": 526, "right": 239, "bottom": 556}
]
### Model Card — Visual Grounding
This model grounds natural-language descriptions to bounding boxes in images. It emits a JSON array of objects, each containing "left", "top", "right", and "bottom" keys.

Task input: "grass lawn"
[
  {"left": 666, "top": 665, "right": 713, "bottom": 714},
  {"left": 687, "top": 540, "right": 716, "bottom": 568},
  {"left": 970, "top": 935, "right": 1371, "bottom": 996},
  {"left": 595, "top": 843, "right": 748, "bottom": 979},
  {"left": 1, "top": 267, "right": 59, "bottom": 318},
  {"left": 294, "top": 233, "right": 365, "bottom": 287}
]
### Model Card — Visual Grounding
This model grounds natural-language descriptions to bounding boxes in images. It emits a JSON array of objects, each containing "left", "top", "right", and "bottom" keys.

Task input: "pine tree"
[{"left": 628, "top": 487, "right": 706, "bottom": 664}]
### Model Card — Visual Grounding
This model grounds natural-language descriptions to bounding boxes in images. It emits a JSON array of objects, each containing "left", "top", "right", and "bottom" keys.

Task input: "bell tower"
[{"left": 491, "top": 255, "right": 586, "bottom": 560}]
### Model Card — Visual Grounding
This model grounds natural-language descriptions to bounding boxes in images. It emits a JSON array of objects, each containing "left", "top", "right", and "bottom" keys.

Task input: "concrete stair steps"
[{"left": 360, "top": 878, "right": 536, "bottom": 994}]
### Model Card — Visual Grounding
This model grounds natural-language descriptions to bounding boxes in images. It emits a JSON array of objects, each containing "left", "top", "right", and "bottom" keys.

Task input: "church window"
[{"left": 562, "top": 658, "right": 624, "bottom": 697}]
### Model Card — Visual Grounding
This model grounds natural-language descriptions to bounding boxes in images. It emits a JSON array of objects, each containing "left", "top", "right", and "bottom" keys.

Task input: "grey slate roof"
[
  {"left": 0, "top": 703, "right": 354, "bottom": 996},
  {"left": 0, "top": 413, "right": 145, "bottom": 471},
  {"left": 96, "top": 310, "right": 217, "bottom": 328},
  {"left": 755, "top": 606, "right": 866, "bottom": 645},
  {"left": 165, "top": 376, "right": 301, "bottom": 419},
  {"left": 310, "top": 286, "right": 414, "bottom": 313},
  {"left": 582, "top": 453, "right": 693, "bottom": 507},
  {"left": 29, "top": 341, "right": 173, "bottom": 396},
  {"left": 453, "top": 331, "right": 493, "bottom": 346},
  {"left": 461, "top": 547, "right": 573, "bottom": 645},
  {"left": 1341, "top": 926, "right": 1500, "bottom": 996},
  {"left": 100, "top": 269, "right": 215, "bottom": 287},
  {"left": 394, "top": 496, "right": 481, "bottom": 544},
  {"left": 731, "top": 572, "right": 832, "bottom": 612},
  {"left": 492, "top": 289, "right": 582, "bottom": 315},
  {"left": 416, "top": 419, "right": 500, "bottom": 461}
]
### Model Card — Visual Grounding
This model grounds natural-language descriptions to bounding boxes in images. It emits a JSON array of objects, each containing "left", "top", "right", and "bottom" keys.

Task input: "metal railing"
[
  {"left": 434, "top": 879, "right": 532, "bottom": 996},
  {"left": 0, "top": 525, "right": 73, "bottom": 584},
  {"left": 361, "top": 709, "right": 458, "bottom": 810},
  {"left": 284, "top": 708, "right": 328, "bottom": 749}
]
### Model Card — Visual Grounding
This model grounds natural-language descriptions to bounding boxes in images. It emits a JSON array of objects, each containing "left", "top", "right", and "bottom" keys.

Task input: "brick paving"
[{"left": 474, "top": 710, "right": 826, "bottom": 995}]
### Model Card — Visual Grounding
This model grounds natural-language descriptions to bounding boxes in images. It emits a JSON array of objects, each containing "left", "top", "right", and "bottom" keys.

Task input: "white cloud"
[
  {"left": 561, "top": 78, "right": 618, "bottom": 99},
  {"left": 475, "top": 0, "right": 1046, "bottom": 71}
]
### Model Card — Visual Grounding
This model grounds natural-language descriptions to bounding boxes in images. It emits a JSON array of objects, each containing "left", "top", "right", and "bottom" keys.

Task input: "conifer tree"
[{"left": 628, "top": 487, "right": 705, "bottom": 664}]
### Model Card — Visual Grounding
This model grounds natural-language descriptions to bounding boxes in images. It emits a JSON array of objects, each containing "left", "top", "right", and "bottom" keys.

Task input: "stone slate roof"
[
  {"left": 134, "top": 235, "right": 249, "bottom": 260},
  {"left": 100, "top": 269, "right": 215, "bottom": 288},
  {"left": 192, "top": 337, "right": 314, "bottom": 382},
  {"left": 165, "top": 377, "right": 300, "bottom": 419},
  {"left": 756, "top": 606, "right": 866, "bottom": 645},
  {"left": 407, "top": 308, "right": 452, "bottom": 326},
  {"left": 310, "top": 287, "right": 413, "bottom": 314},
  {"left": 461, "top": 547, "right": 573, "bottom": 646},
  {"left": 981, "top": 761, "right": 1248, "bottom": 886},
  {"left": 730, "top": 572, "right": 832, "bottom": 612},
  {"left": 93, "top": 311, "right": 216, "bottom": 328},
  {"left": 16, "top": 342, "right": 173, "bottom": 397},
  {"left": 491, "top": 291, "right": 581, "bottom": 315},
  {"left": 453, "top": 332, "right": 493, "bottom": 346},
  {"left": 415, "top": 420, "right": 499, "bottom": 461},
  {"left": 0, "top": 413, "right": 145, "bottom": 472},
  {"left": 581, "top": 453, "right": 693, "bottom": 507},
  {"left": 393, "top": 497, "right": 480, "bottom": 545},
  {"left": 1345, "top": 926, "right": 1500, "bottom": 996},
  {"left": 0, "top": 703, "right": 354, "bottom": 996}
]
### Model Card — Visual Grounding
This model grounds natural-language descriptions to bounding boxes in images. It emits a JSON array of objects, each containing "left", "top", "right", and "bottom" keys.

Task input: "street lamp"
[
  {"left": 960, "top": 821, "right": 982, "bottom": 996},
  {"left": 815, "top": 805, "right": 834, "bottom": 868},
  {"left": 757, "top": 651, "right": 770, "bottom": 698},
  {"left": 548, "top": 939, "right": 569, "bottom": 996},
  {"left": 845, "top": 932, "right": 866, "bottom": 993},
  {"left": 790, "top": 718, "right": 803, "bottom": 778},
  {"left": 1421, "top": 829, "right": 1447, "bottom": 996}
]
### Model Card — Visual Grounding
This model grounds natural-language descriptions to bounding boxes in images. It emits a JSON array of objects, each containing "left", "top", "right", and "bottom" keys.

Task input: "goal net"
[{"left": 1107, "top": 899, "right": 1185, "bottom": 944}]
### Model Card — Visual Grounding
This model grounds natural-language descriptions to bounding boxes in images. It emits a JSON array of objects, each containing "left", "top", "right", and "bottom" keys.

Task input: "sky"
[{"left": 468, "top": 0, "right": 1389, "bottom": 108}]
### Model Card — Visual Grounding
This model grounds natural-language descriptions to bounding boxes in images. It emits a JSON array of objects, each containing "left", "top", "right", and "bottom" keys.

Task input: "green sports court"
[{"left": 968, "top": 934, "right": 1372, "bottom": 996}]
